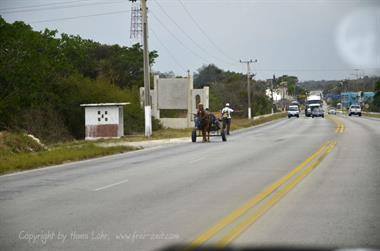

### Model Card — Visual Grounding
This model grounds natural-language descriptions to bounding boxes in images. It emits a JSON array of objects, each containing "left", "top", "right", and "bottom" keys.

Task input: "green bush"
[{"left": 0, "top": 17, "right": 160, "bottom": 143}]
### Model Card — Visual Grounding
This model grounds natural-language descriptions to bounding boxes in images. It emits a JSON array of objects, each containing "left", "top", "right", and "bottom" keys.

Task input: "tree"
[
  {"left": 276, "top": 75, "right": 298, "bottom": 97},
  {"left": 194, "top": 64, "right": 225, "bottom": 88},
  {"left": 373, "top": 81, "right": 380, "bottom": 111},
  {"left": 0, "top": 17, "right": 159, "bottom": 142}
]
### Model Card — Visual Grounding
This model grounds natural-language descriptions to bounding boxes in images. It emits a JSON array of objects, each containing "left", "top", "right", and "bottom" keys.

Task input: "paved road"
[{"left": 1, "top": 115, "right": 379, "bottom": 251}]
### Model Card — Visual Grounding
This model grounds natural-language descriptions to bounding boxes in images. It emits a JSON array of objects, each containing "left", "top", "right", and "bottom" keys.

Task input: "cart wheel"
[
  {"left": 191, "top": 130, "right": 197, "bottom": 142},
  {"left": 221, "top": 130, "right": 227, "bottom": 142}
]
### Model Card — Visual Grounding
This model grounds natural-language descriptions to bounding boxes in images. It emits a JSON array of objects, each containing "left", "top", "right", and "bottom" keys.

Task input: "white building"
[
  {"left": 266, "top": 88, "right": 282, "bottom": 101},
  {"left": 140, "top": 75, "right": 209, "bottom": 129},
  {"left": 80, "top": 103, "right": 130, "bottom": 140}
]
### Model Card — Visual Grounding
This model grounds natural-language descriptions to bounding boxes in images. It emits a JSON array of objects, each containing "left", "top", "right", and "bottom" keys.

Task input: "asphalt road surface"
[{"left": 1, "top": 115, "right": 379, "bottom": 251}]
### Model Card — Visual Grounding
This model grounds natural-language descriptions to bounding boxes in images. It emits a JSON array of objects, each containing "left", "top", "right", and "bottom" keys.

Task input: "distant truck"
[
  {"left": 290, "top": 100, "right": 300, "bottom": 108},
  {"left": 305, "top": 94, "right": 323, "bottom": 117}
]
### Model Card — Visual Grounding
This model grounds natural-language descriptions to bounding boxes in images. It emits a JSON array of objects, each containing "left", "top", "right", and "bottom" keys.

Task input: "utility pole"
[
  {"left": 240, "top": 59, "right": 257, "bottom": 119},
  {"left": 271, "top": 74, "right": 276, "bottom": 114},
  {"left": 141, "top": 0, "right": 152, "bottom": 136},
  {"left": 129, "top": 0, "right": 151, "bottom": 136}
]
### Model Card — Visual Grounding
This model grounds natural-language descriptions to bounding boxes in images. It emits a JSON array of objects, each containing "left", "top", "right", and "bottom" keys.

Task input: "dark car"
[{"left": 312, "top": 108, "right": 324, "bottom": 118}]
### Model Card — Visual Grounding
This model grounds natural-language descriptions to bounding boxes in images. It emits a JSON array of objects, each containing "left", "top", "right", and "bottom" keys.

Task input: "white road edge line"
[
  {"left": 93, "top": 179, "right": 129, "bottom": 192},
  {"left": 189, "top": 157, "right": 206, "bottom": 164},
  {"left": 0, "top": 145, "right": 170, "bottom": 179}
]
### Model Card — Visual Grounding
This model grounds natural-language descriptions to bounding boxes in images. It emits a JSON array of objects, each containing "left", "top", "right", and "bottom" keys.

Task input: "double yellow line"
[
  {"left": 186, "top": 141, "right": 337, "bottom": 249},
  {"left": 335, "top": 124, "right": 344, "bottom": 133},
  {"left": 328, "top": 116, "right": 345, "bottom": 134}
]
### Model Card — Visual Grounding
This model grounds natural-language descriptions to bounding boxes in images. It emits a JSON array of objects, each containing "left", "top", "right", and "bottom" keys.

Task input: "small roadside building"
[{"left": 80, "top": 103, "right": 130, "bottom": 140}]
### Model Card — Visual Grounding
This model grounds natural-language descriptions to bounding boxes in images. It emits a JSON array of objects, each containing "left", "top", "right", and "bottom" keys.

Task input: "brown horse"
[{"left": 197, "top": 104, "right": 211, "bottom": 142}]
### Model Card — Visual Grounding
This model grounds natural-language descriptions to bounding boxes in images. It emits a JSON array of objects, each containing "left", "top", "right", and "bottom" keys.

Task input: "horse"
[{"left": 197, "top": 104, "right": 211, "bottom": 142}]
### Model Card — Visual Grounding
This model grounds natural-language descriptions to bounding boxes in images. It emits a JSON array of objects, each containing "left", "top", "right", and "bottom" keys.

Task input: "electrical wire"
[
  {"left": 178, "top": 0, "right": 237, "bottom": 64},
  {"left": 0, "top": 1, "right": 125, "bottom": 14},
  {"left": 0, "top": 0, "right": 90, "bottom": 12},
  {"left": 150, "top": 10, "right": 211, "bottom": 64},
  {"left": 151, "top": 0, "right": 232, "bottom": 66},
  {"left": 29, "top": 10, "right": 130, "bottom": 24},
  {"left": 254, "top": 68, "right": 380, "bottom": 72},
  {"left": 150, "top": 29, "right": 187, "bottom": 73}
]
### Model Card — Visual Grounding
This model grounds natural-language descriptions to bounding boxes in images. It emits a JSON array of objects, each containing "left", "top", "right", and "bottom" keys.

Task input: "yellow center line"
[
  {"left": 217, "top": 142, "right": 337, "bottom": 247},
  {"left": 186, "top": 141, "right": 331, "bottom": 250},
  {"left": 328, "top": 116, "right": 345, "bottom": 134},
  {"left": 340, "top": 123, "right": 345, "bottom": 133}
]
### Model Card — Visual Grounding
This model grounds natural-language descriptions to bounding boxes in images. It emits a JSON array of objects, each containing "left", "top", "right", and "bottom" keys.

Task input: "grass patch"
[
  {"left": 121, "top": 128, "right": 193, "bottom": 141},
  {"left": 0, "top": 142, "right": 136, "bottom": 175},
  {"left": 362, "top": 112, "right": 380, "bottom": 119},
  {"left": 231, "top": 112, "right": 287, "bottom": 131}
]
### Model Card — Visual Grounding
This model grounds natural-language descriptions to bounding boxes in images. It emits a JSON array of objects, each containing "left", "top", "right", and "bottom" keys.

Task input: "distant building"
[
  {"left": 265, "top": 88, "right": 282, "bottom": 101},
  {"left": 362, "top": 92, "right": 375, "bottom": 103},
  {"left": 80, "top": 103, "right": 130, "bottom": 140},
  {"left": 265, "top": 87, "right": 292, "bottom": 101},
  {"left": 340, "top": 91, "right": 375, "bottom": 109}
]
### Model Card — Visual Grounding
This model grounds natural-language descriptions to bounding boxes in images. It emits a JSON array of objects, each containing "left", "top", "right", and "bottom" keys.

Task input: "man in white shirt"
[{"left": 221, "top": 103, "right": 234, "bottom": 135}]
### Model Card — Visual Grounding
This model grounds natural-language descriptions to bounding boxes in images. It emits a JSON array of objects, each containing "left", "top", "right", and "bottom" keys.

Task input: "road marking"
[
  {"left": 339, "top": 123, "right": 345, "bottom": 133},
  {"left": 328, "top": 116, "right": 345, "bottom": 134},
  {"left": 190, "top": 157, "right": 206, "bottom": 164},
  {"left": 186, "top": 141, "right": 332, "bottom": 249},
  {"left": 93, "top": 179, "right": 129, "bottom": 191},
  {"left": 217, "top": 142, "right": 336, "bottom": 247}
]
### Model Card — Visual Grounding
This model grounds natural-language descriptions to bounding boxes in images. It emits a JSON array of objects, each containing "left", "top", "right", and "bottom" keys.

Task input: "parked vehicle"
[
  {"left": 288, "top": 105, "right": 300, "bottom": 118},
  {"left": 312, "top": 108, "right": 324, "bottom": 118},
  {"left": 348, "top": 104, "right": 361, "bottom": 116},
  {"left": 328, "top": 108, "right": 337, "bottom": 115}
]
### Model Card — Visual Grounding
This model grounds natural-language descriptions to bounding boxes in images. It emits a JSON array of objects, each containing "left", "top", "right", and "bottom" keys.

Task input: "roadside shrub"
[{"left": 0, "top": 131, "right": 45, "bottom": 154}]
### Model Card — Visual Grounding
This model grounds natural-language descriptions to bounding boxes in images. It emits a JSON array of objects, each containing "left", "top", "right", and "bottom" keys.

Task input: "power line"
[
  {"left": 254, "top": 68, "right": 380, "bottom": 72},
  {"left": 178, "top": 0, "right": 237, "bottom": 64},
  {"left": 0, "top": 0, "right": 90, "bottom": 11},
  {"left": 150, "top": 29, "right": 187, "bottom": 73},
  {"left": 29, "top": 10, "right": 131, "bottom": 24},
  {"left": 150, "top": 10, "right": 211, "bottom": 64},
  {"left": 0, "top": 1, "right": 125, "bottom": 14},
  {"left": 151, "top": 0, "right": 231, "bottom": 66}
]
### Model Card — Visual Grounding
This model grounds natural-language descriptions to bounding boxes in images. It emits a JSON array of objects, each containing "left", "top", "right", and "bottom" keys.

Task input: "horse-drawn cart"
[{"left": 191, "top": 113, "right": 227, "bottom": 142}]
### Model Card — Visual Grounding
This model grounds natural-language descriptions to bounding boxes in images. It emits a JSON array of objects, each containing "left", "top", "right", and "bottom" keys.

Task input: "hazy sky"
[{"left": 1, "top": 0, "right": 379, "bottom": 81}]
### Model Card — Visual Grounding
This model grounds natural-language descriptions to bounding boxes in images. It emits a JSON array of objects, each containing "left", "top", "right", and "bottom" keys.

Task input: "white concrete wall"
[
  {"left": 157, "top": 78, "right": 189, "bottom": 109},
  {"left": 140, "top": 76, "right": 209, "bottom": 128},
  {"left": 160, "top": 118, "right": 189, "bottom": 129},
  {"left": 192, "top": 87, "right": 209, "bottom": 117},
  {"left": 85, "top": 106, "right": 119, "bottom": 125}
]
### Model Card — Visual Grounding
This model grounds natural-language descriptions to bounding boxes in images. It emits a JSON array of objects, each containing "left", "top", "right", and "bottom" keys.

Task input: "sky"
[{"left": 1, "top": 0, "right": 380, "bottom": 81}]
